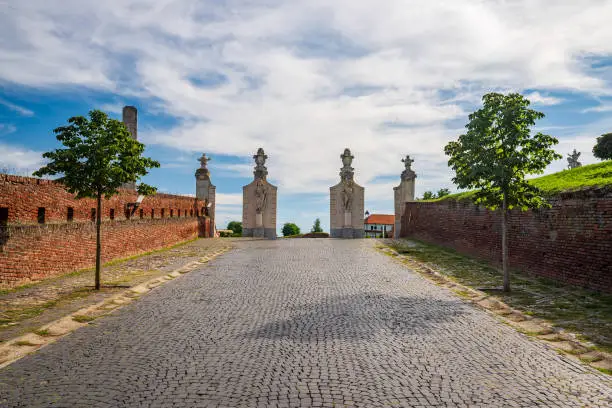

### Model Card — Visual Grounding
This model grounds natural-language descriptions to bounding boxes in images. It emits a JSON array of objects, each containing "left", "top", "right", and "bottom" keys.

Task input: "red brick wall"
[
  {"left": 0, "top": 174, "right": 212, "bottom": 287},
  {"left": 400, "top": 187, "right": 612, "bottom": 292}
]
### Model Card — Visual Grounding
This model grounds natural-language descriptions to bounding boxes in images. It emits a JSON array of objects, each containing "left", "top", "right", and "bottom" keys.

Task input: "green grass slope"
[{"left": 429, "top": 160, "right": 612, "bottom": 202}]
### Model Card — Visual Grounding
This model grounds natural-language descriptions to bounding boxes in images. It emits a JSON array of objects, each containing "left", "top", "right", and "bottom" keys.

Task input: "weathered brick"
[
  {"left": 400, "top": 187, "right": 612, "bottom": 292},
  {"left": 0, "top": 174, "right": 212, "bottom": 286}
]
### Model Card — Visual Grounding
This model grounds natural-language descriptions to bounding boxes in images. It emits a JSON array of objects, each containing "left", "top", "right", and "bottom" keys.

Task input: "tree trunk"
[
  {"left": 95, "top": 193, "right": 102, "bottom": 290},
  {"left": 501, "top": 191, "right": 510, "bottom": 292}
]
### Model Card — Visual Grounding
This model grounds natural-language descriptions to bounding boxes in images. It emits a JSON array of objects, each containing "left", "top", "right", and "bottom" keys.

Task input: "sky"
[{"left": 1, "top": 0, "right": 612, "bottom": 234}]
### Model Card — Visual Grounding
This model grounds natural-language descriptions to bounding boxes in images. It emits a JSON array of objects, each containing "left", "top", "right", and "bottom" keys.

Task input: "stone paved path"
[{"left": 0, "top": 239, "right": 610, "bottom": 407}]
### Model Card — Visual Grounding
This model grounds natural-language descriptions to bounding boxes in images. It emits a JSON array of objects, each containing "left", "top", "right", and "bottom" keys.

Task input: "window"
[
  {"left": 0, "top": 207, "right": 8, "bottom": 226},
  {"left": 178, "top": 209, "right": 181, "bottom": 217},
  {"left": 161, "top": 209, "right": 165, "bottom": 218},
  {"left": 67, "top": 207, "right": 74, "bottom": 222},
  {"left": 139, "top": 208, "right": 144, "bottom": 219},
  {"left": 190, "top": 209, "right": 193, "bottom": 217},
  {"left": 91, "top": 208, "right": 96, "bottom": 222},
  {"left": 37, "top": 207, "right": 45, "bottom": 224},
  {"left": 170, "top": 209, "right": 174, "bottom": 218},
  {"left": 151, "top": 209, "right": 155, "bottom": 219},
  {"left": 110, "top": 209, "right": 115, "bottom": 220},
  {"left": 125, "top": 208, "right": 131, "bottom": 220}
]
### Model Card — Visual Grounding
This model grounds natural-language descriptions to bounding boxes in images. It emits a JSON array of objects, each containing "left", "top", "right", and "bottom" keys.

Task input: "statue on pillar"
[{"left": 401, "top": 155, "right": 417, "bottom": 181}]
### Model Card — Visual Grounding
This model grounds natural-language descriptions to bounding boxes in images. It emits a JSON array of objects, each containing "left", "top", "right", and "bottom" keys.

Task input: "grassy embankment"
[{"left": 424, "top": 160, "right": 612, "bottom": 202}]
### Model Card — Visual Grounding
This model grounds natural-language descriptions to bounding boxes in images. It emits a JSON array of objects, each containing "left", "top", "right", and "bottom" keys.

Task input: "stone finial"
[
  {"left": 401, "top": 155, "right": 417, "bottom": 181},
  {"left": 253, "top": 148, "right": 268, "bottom": 180},
  {"left": 195, "top": 153, "right": 211, "bottom": 180},
  {"left": 339, "top": 148, "right": 355, "bottom": 181}
]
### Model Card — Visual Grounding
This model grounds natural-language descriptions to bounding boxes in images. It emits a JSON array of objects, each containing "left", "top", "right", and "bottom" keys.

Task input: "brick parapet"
[{"left": 0, "top": 173, "right": 212, "bottom": 287}]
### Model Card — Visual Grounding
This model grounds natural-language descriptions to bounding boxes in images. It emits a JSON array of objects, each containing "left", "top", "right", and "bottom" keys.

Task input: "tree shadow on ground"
[{"left": 245, "top": 292, "right": 469, "bottom": 342}]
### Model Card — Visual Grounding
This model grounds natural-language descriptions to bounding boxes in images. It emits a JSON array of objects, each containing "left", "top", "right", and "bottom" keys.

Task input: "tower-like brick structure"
[{"left": 121, "top": 106, "right": 138, "bottom": 190}]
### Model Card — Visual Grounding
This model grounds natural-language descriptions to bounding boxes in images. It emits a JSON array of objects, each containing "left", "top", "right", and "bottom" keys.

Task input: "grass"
[
  {"left": 14, "top": 340, "right": 37, "bottom": 347},
  {"left": 33, "top": 329, "right": 51, "bottom": 337},
  {"left": 0, "top": 288, "right": 93, "bottom": 327},
  {"left": 386, "top": 239, "right": 612, "bottom": 352},
  {"left": 425, "top": 160, "right": 612, "bottom": 202},
  {"left": 72, "top": 315, "right": 96, "bottom": 323}
]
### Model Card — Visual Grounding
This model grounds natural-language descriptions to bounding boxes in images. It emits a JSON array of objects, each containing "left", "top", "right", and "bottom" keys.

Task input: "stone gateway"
[
  {"left": 330, "top": 148, "right": 364, "bottom": 238},
  {"left": 242, "top": 148, "right": 277, "bottom": 239}
]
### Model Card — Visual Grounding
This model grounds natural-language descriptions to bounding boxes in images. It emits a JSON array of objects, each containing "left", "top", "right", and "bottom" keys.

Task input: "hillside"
[{"left": 429, "top": 160, "right": 612, "bottom": 202}]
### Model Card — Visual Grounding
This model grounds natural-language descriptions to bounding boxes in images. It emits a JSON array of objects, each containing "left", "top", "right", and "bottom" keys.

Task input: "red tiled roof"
[{"left": 364, "top": 214, "right": 395, "bottom": 225}]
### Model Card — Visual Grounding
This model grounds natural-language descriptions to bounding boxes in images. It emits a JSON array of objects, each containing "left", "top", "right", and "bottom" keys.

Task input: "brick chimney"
[{"left": 122, "top": 106, "right": 137, "bottom": 140}]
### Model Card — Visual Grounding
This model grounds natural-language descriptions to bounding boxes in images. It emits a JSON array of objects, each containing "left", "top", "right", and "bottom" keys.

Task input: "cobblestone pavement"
[{"left": 1, "top": 239, "right": 610, "bottom": 407}]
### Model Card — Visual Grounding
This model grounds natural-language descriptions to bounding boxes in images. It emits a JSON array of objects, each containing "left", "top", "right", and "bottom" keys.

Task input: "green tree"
[
  {"left": 444, "top": 93, "right": 561, "bottom": 292},
  {"left": 282, "top": 222, "right": 300, "bottom": 236},
  {"left": 311, "top": 218, "right": 323, "bottom": 233},
  {"left": 436, "top": 188, "right": 451, "bottom": 198},
  {"left": 34, "top": 110, "right": 160, "bottom": 290},
  {"left": 593, "top": 133, "right": 612, "bottom": 160},
  {"left": 421, "top": 191, "right": 435, "bottom": 200},
  {"left": 227, "top": 221, "right": 242, "bottom": 236}
]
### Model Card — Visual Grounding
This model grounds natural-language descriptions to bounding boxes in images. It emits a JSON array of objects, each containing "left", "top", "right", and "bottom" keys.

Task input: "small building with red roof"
[{"left": 364, "top": 213, "right": 395, "bottom": 238}]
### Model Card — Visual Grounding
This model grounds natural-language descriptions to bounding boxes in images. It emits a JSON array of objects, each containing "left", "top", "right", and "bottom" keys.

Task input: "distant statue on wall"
[{"left": 567, "top": 149, "right": 582, "bottom": 169}]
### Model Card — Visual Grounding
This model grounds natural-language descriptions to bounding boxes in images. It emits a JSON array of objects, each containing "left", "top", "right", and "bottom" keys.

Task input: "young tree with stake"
[
  {"left": 34, "top": 110, "right": 160, "bottom": 290},
  {"left": 444, "top": 93, "right": 561, "bottom": 292}
]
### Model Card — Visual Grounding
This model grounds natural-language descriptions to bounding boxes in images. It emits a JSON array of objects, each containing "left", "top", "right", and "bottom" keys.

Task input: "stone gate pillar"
[
  {"left": 195, "top": 153, "right": 216, "bottom": 237},
  {"left": 393, "top": 155, "right": 416, "bottom": 238},
  {"left": 242, "top": 148, "right": 277, "bottom": 239},
  {"left": 330, "top": 148, "right": 364, "bottom": 238}
]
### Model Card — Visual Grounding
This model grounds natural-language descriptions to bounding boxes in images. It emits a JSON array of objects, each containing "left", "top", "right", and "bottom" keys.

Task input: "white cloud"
[
  {"left": 525, "top": 92, "right": 563, "bottom": 106},
  {"left": 216, "top": 193, "right": 242, "bottom": 206},
  {"left": 0, "top": 98, "right": 34, "bottom": 116},
  {"left": 1, "top": 0, "right": 611, "bottom": 203},
  {"left": 0, "top": 142, "right": 45, "bottom": 173}
]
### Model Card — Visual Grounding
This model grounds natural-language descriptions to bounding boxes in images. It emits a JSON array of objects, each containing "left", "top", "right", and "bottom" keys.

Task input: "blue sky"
[{"left": 1, "top": 0, "right": 612, "bottom": 234}]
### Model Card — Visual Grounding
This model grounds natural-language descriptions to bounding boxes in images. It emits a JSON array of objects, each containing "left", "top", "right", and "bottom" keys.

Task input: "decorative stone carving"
[
  {"left": 330, "top": 148, "right": 364, "bottom": 238},
  {"left": 255, "top": 178, "right": 268, "bottom": 213},
  {"left": 394, "top": 155, "right": 417, "bottom": 238},
  {"left": 243, "top": 148, "right": 277, "bottom": 239},
  {"left": 195, "top": 153, "right": 216, "bottom": 237}
]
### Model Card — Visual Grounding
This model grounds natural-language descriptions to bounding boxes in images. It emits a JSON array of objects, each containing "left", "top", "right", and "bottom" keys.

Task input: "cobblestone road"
[{"left": 1, "top": 240, "right": 610, "bottom": 407}]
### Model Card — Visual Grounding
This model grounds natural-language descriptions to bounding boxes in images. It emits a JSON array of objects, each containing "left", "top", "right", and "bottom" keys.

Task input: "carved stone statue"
[
  {"left": 401, "top": 155, "right": 417, "bottom": 181},
  {"left": 567, "top": 149, "right": 582, "bottom": 169},
  {"left": 254, "top": 179, "right": 268, "bottom": 213},
  {"left": 199, "top": 153, "right": 210, "bottom": 169},
  {"left": 342, "top": 180, "right": 354, "bottom": 211}
]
